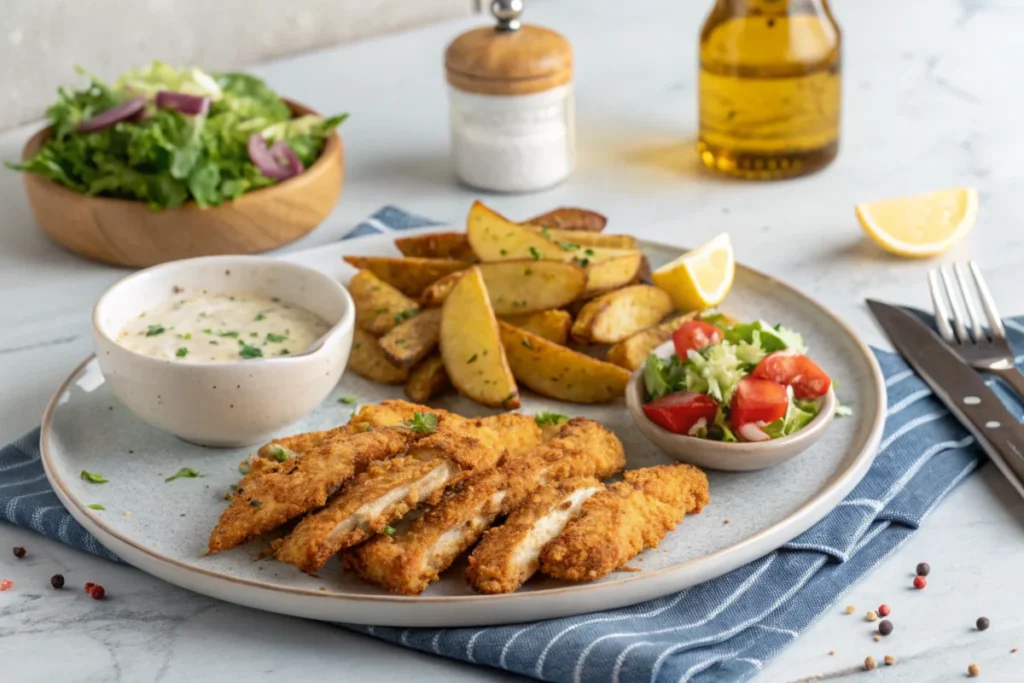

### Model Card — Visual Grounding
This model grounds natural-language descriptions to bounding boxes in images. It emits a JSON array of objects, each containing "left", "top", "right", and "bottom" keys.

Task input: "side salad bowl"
[
  {"left": 21, "top": 98, "right": 343, "bottom": 268},
  {"left": 625, "top": 339, "right": 836, "bottom": 472}
]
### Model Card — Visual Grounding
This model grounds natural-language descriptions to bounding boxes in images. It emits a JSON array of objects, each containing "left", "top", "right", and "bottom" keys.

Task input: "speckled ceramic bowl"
[
  {"left": 625, "top": 340, "right": 836, "bottom": 471},
  {"left": 92, "top": 255, "right": 354, "bottom": 447}
]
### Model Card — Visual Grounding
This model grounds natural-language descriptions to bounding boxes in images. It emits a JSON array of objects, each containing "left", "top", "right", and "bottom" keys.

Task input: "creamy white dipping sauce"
[{"left": 117, "top": 292, "right": 330, "bottom": 363}]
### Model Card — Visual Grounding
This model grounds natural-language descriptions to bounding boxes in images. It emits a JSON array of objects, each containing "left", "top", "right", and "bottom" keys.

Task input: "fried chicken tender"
[
  {"left": 467, "top": 477, "right": 602, "bottom": 594},
  {"left": 207, "top": 426, "right": 430, "bottom": 554},
  {"left": 539, "top": 463, "right": 709, "bottom": 582},
  {"left": 345, "top": 418, "right": 625, "bottom": 594}
]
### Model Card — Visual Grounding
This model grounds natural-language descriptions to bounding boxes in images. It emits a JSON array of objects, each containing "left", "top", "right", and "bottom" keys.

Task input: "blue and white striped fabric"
[{"left": 3, "top": 205, "right": 1022, "bottom": 683}]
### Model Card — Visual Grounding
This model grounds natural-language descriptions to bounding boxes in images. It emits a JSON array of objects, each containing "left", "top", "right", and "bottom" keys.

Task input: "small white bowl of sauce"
[{"left": 92, "top": 255, "right": 354, "bottom": 447}]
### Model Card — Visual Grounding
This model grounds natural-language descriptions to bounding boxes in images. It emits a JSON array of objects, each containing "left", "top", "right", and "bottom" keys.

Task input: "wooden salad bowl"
[{"left": 21, "top": 99, "right": 343, "bottom": 268}]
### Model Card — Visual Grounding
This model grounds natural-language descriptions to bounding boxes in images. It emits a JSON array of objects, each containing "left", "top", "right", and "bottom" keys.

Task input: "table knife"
[{"left": 867, "top": 299, "right": 1024, "bottom": 498}]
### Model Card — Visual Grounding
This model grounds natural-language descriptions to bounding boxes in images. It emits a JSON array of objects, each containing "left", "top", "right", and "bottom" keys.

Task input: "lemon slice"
[
  {"left": 652, "top": 232, "right": 735, "bottom": 311},
  {"left": 856, "top": 188, "right": 978, "bottom": 258}
]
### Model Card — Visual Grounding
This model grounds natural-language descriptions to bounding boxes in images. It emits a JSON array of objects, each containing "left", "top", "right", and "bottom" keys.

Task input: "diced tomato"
[
  {"left": 672, "top": 320, "right": 723, "bottom": 358},
  {"left": 730, "top": 377, "right": 788, "bottom": 429},
  {"left": 642, "top": 392, "right": 720, "bottom": 435},
  {"left": 752, "top": 351, "right": 832, "bottom": 399}
]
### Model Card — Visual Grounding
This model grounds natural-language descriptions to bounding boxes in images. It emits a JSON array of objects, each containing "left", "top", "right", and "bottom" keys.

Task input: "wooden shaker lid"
[{"left": 445, "top": 1, "right": 572, "bottom": 96}]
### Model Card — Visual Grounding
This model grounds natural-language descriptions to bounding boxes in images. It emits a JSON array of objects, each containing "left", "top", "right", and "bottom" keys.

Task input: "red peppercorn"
[
  {"left": 12, "top": 547, "right": 26, "bottom": 559},
  {"left": 913, "top": 576, "right": 927, "bottom": 589},
  {"left": 878, "top": 604, "right": 891, "bottom": 617},
  {"left": 84, "top": 582, "right": 96, "bottom": 593},
  {"left": 88, "top": 584, "right": 105, "bottom": 600}
]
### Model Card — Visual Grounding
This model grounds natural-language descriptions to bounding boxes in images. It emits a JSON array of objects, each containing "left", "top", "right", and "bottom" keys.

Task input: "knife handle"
[
  {"left": 955, "top": 394, "right": 1024, "bottom": 493},
  {"left": 991, "top": 366, "right": 1024, "bottom": 407}
]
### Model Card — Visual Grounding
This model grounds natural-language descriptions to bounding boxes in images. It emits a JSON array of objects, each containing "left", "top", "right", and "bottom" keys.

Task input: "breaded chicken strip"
[
  {"left": 207, "top": 425, "right": 433, "bottom": 554},
  {"left": 467, "top": 477, "right": 602, "bottom": 594},
  {"left": 539, "top": 463, "right": 709, "bottom": 582},
  {"left": 345, "top": 418, "right": 625, "bottom": 594}
]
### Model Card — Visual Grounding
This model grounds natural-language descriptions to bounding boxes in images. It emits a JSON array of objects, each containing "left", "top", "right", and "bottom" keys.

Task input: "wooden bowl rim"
[{"left": 19, "top": 97, "right": 342, "bottom": 214}]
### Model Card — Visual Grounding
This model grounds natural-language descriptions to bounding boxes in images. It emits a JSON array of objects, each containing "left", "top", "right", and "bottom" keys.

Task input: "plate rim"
[{"left": 39, "top": 228, "right": 887, "bottom": 620}]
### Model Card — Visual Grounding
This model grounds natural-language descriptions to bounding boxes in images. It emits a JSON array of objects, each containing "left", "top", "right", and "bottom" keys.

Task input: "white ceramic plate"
[{"left": 40, "top": 229, "right": 886, "bottom": 627}]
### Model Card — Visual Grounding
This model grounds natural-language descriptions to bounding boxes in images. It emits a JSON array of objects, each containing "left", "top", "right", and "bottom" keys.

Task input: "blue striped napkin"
[{"left": 3, "top": 205, "right": 1021, "bottom": 683}]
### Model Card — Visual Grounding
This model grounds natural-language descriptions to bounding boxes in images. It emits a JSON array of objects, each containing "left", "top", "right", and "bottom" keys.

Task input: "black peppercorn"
[
  {"left": 879, "top": 619, "right": 894, "bottom": 636},
  {"left": 916, "top": 562, "right": 930, "bottom": 576},
  {"left": 977, "top": 617, "right": 990, "bottom": 631},
  {"left": 12, "top": 546, "right": 26, "bottom": 559},
  {"left": 50, "top": 574, "right": 65, "bottom": 589}
]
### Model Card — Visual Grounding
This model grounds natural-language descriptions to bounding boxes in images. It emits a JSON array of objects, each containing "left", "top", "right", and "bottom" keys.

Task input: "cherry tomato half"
[
  {"left": 672, "top": 321, "right": 723, "bottom": 358},
  {"left": 730, "top": 377, "right": 788, "bottom": 429},
  {"left": 642, "top": 392, "right": 720, "bottom": 435},
  {"left": 752, "top": 351, "right": 832, "bottom": 400}
]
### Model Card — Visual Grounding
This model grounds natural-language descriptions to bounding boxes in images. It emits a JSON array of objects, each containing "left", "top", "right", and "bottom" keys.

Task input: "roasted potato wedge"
[
  {"left": 501, "top": 310, "right": 571, "bottom": 345},
  {"left": 604, "top": 312, "right": 697, "bottom": 370},
  {"left": 467, "top": 201, "right": 573, "bottom": 262},
  {"left": 571, "top": 285, "right": 674, "bottom": 344},
  {"left": 348, "top": 270, "right": 419, "bottom": 336},
  {"left": 394, "top": 232, "right": 476, "bottom": 261},
  {"left": 525, "top": 227, "right": 636, "bottom": 250},
  {"left": 404, "top": 353, "right": 451, "bottom": 403},
  {"left": 499, "top": 323, "right": 630, "bottom": 403},
  {"left": 440, "top": 266, "right": 520, "bottom": 409},
  {"left": 348, "top": 328, "right": 410, "bottom": 384},
  {"left": 582, "top": 251, "right": 644, "bottom": 296},
  {"left": 526, "top": 207, "right": 608, "bottom": 232},
  {"left": 421, "top": 261, "right": 586, "bottom": 315},
  {"left": 343, "top": 256, "right": 471, "bottom": 298},
  {"left": 377, "top": 308, "right": 442, "bottom": 368}
]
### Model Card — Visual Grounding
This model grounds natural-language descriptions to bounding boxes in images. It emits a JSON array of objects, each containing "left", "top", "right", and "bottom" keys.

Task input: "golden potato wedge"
[
  {"left": 571, "top": 285, "right": 674, "bottom": 344},
  {"left": 348, "top": 270, "right": 419, "bottom": 336},
  {"left": 377, "top": 308, "right": 442, "bottom": 368},
  {"left": 421, "top": 261, "right": 585, "bottom": 315},
  {"left": 394, "top": 232, "right": 476, "bottom": 261},
  {"left": 501, "top": 310, "right": 571, "bottom": 345},
  {"left": 343, "top": 256, "right": 471, "bottom": 298},
  {"left": 499, "top": 323, "right": 630, "bottom": 403},
  {"left": 526, "top": 207, "right": 608, "bottom": 232},
  {"left": 605, "top": 312, "right": 697, "bottom": 371},
  {"left": 348, "top": 328, "right": 410, "bottom": 384},
  {"left": 582, "top": 251, "right": 644, "bottom": 296},
  {"left": 440, "top": 266, "right": 520, "bottom": 409},
  {"left": 404, "top": 353, "right": 451, "bottom": 403},
  {"left": 467, "top": 201, "right": 572, "bottom": 262},
  {"left": 526, "top": 227, "right": 636, "bottom": 250}
]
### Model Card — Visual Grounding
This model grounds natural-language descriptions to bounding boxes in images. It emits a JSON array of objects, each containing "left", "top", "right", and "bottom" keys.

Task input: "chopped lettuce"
[
  {"left": 724, "top": 320, "right": 807, "bottom": 354},
  {"left": 7, "top": 61, "right": 346, "bottom": 209},
  {"left": 763, "top": 388, "right": 820, "bottom": 439}
]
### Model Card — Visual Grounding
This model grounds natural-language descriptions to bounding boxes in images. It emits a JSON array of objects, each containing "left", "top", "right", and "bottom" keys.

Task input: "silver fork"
[{"left": 928, "top": 262, "right": 1024, "bottom": 400}]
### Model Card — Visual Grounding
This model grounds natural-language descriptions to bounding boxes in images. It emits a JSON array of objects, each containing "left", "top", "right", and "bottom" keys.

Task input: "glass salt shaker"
[{"left": 445, "top": 0, "right": 575, "bottom": 193}]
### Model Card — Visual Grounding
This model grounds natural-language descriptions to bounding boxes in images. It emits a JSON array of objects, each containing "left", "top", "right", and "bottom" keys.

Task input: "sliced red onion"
[
  {"left": 247, "top": 134, "right": 302, "bottom": 180},
  {"left": 738, "top": 423, "right": 771, "bottom": 442},
  {"left": 76, "top": 97, "right": 146, "bottom": 133},
  {"left": 155, "top": 91, "right": 210, "bottom": 116}
]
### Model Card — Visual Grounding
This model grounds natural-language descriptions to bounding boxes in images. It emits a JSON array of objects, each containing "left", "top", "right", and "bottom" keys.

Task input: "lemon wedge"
[
  {"left": 653, "top": 232, "right": 735, "bottom": 311},
  {"left": 856, "top": 188, "right": 978, "bottom": 258}
]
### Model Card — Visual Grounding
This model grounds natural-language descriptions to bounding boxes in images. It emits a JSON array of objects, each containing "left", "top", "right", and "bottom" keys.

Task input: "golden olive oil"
[{"left": 698, "top": 0, "right": 841, "bottom": 179}]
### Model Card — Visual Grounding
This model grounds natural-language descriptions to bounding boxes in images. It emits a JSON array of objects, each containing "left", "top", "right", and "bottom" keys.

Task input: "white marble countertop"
[{"left": 2, "top": 0, "right": 1024, "bottom": 680}]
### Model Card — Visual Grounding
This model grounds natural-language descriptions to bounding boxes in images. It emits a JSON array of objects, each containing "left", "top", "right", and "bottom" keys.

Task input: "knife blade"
[{"left": 867, "top": 299, "right": 1024, "bottom": 498}]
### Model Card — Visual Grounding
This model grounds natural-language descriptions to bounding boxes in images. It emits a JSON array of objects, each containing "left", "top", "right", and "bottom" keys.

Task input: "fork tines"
[{"left": 928, "top": 261, "right": 1006, "bottom": 346}]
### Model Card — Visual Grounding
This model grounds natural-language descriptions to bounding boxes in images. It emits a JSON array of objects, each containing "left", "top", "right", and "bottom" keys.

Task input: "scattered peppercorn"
[
  {"left": 977, "top": 617, "right": 990, "bottom": 631},
  {"left": 879, "top": 620, "right": 894, "bottom": 636},
  {"left": 12, "top": 546, "right": 26, "bottom": 559},
  {"left": 88, "top": 584, "right": 105, "bottom": 600},
  {"left": 884, "top": 655, "right": 896, "bottom": 666},
  {"left": 50, "top": 574, "right": 64, "bottom": 589},
  {"left": 866, "top": 610, "right": 878, "bottom": 622},
  {"left": 828, "top": 650, "right": 835, "bottom": 656},
  {"left": 878, "top": 603, "right": 891, "bottom": 617},
  {"left": 0, "top": 579, "right": 13, "bottom": 591},
  {"left": 913, "top": 575, "right": 927, "bottom": 589},
  {"left": 916, "top": 562, "right": 930, "bottom": 576},
  {"left": 968, "top": 662, "right": 980, "bottom": 677},
  {"left": 1012, "top": 648, "right": 1018, "bottom": 654},
  {"left": 864, "top": 656, "right": 877, "bottom": 671},
  {"left": 873, "top": 635, "right": 881, "bottom": 642},
  {"left": 84, "top": 582, "right": 95, "bottom": 593},
  {"left": 845, "top": 604, "right": 856, "bottom": 614}
]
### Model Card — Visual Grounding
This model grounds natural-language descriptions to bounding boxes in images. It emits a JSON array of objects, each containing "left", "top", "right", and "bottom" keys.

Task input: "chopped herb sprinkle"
[
  {"left": 338, "top": 396, "right": 358, "bottom": 405},
  {"left": 87, "top": 504, "right": 105, "bottom": 510},
  {"left": 529, "top": 246, "right": 543, "bottom": 260},
  {"left": 254, "top": 313, "right": 266, "bottom": 321},
  {"left": 404, "top": 412, "right": 438, "bottom": 434},
  {"left": 524, "top": 267, "right": 533, "bottom": 275},
  {"left": 166, "top": 467, "right": 203, "bottom": 482},
  {"left": 279, "top": 349, "right": 290, "bottom": 355},
  {"left": 266, "top": 333, "right": 288, "bottom": 343},
  {"left": 175, "top": 347, "right": 188, "bottom": 358},
  {"left": 374, "top": 307, "right": 389, "bottom": 314},
  {"left": 535, "top": 411, "right": 570, "bottom": 427},
  {"left": 499, "top": 248, "right": 508, "bottom": 256},
  {"left": 239, "top": 344, "right": 263, "bottom": 359},
  {"left": 522, "top": 338, "right": 534, "bottom": 350},
  {"left": 145, "top": 324, "right": 166, "bottom": 337},
  {"left": 80, "top": 470, "right": 108, "bottom": 484},
  {"left": 383, "top": 525, "right": 397, "bottom": 536},
  {"left": 467, "top": 353, "right": 478, "bottom": 364},
  {"left": 394, "top": 309, "right": 420, "bottom": 324},
  {"left": 268, "top": 445, "right": 290, "bottom": 462}
]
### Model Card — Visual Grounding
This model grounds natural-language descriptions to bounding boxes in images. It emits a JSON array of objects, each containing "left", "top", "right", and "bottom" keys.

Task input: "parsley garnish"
[
  {"left": 87, "top": 504, "right": 105, "bottom": 510},
  {"left": 404, "top": 412, "right": 438, "bottom": 434},
  {"left": 338, "top": 396, "right": 358, "bottom": 405},
  {"left": 182, "top": 333, "right": 192, "bottom": 340},
  {"left": 535, "top": 411, "right": 570, "bottom": 427},
  {"left": 279, "top": 349, "right": 290, "bottom": 355},
  {"left": 218, "top": 330, "right": 239, "bottom": 338},
  {"left": 383, "top": 525, "right": 397, "bottom": 536},
  {"left": 266, "top": 333, "right": 288, "bottom": 343},
  {"left": 499, "top": 248, "right": 508, "bottom": 256},
  {"left": 467, "top": 353, "right": 478, "bottom": 364},
  {"left": 501, "top": 392, "right": 519, "bottom": 408},
  {"left": 522, "top": 338, "right": 534, "bottom": 350},
  {"left": 584, "top": 248, "right": 595, "bottom": 256},
  {"left": 529, "top": 246, "right": 543, "bottom": 260},
  {"left": 573, "top": 256, "right": 591, "bottom": 268},
  {"left": 374, "top": 307, "right": 388, "bottom": 314},
  {"left": 239, "top": 344, "right": 263, "bottom": 359},
  {"left": 394, "top": 309, "right": 420, "bottom": 324},
  {"left": 524, "top": 267, "right": 533, "bottom": 275},
  {"left": 145, "top": 324, "right": 166, "bottom": 337},
  {"left": 175, "top": 347, "right": 188, "bottom": 358},
  {"left": 254, "top": 313, "right": 266, "bottom": 321},
  {"left": 166, "top": 467, "right": 203, "bottom": 482},
  {"left": 561, "top": 242, "right": 581, "bottom": 251},
  {"left": 80, "top": 470, "right": 108, "bottom": 484}
]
